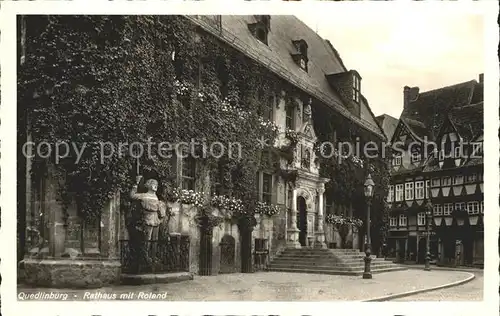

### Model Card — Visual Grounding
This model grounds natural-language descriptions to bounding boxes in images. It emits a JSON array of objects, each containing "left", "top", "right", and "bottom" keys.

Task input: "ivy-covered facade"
[{"left": 17, "top": 15, "right": 389, "bottom": 286}]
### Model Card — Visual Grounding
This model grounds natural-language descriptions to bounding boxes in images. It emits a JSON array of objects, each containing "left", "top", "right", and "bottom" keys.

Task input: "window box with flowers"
[
  {"left": 210, "top": 195, "right": 245, "bottom": 219},
  {"left": 285, "top": 128, "right": 299, "bottom": 145},
  {"left": 165, "top": 188, "right": 206, "bottom": 222},
  {"left": 325, "top": 214, "right": 363, "bottom": 248},
  {"left": 254, "top": 201, "right": 281, "bottom": 217}
]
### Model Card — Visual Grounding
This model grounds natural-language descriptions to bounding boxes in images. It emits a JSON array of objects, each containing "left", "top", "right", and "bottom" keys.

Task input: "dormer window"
[
  {"left": 352, "top": 74, "right": 360, "bottom": 103},
  {"left": 291, "top": 39, "right": 309, "bottom": 72},
  {"left": 256, "top": 28, "right": 267, "bottom": 43},
  {"left": 300, "top": 59, "right": 306, "bottom": 69},
  {"left": 248, "top": 16, "right": 271, "bottom": 46},
  {"left": 392, "top": 153, "right": 402, "bottom": 166},
  {"left": 411, "top": 151, "right": 421, "bottom": 163},
  {"left": 438, "top": 149, "right": 445, "bottom": 161},
  {"left": 472, "top": 142, "right": 483, "bottom": 157}
]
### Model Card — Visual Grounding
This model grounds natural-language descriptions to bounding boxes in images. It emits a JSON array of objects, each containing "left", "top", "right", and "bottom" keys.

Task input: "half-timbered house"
[{"left": 385, "top": 77, "right": 484, "bottom": 267}]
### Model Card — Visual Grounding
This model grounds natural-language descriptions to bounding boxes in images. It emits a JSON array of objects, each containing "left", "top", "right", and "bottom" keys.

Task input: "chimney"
[
  {"left": 403, "top": 86, "right": 410, "bottom": 109},
  {"left": 479, "top": 73, "right": 484, "bottom": 84},
  {"left": 403, "top": 86, "right": 420, "bottom": 108}
]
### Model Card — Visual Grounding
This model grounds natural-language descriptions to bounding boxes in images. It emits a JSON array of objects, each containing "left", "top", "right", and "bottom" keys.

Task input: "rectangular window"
[
  {"left": 285, "top": 105, "right": 294, "bottom": 130},
  {"left": 211, "top": 164, "right": 224, "bottom": 196},
  {"left": 481, "top": 201, "right": 484, "bottom": 214},
  {"left": 467, "top": 201, "right": 480, "bottom": 215},
  {"left": 415, "top": 181, "right": 425, "bottom": 199},
  {"left": 453, "top": 175, "right": 464, "bottom": 185},
  {"left": 465, "top": 173, "right": 477, "bottom": 183},
  {"left": 455, "top": 202, "right": 466, "bottom": 212},
  {"left": 389, "top": 216, "right": 397, "bottom": 227},
  {"left": 439, "top": 149, "right": 445, "bottom": 161},
  {"left": 405, "top": 182, "right": 414, "bottom": 200},
  {"left": 387, "top": 185, "right": 394, "bottom": 202},
  {"left": 261, "top": 98, "right": 273, "bottom": 121},
  {"left": 478, "top": 172, "right": 483, "bottom": 182},
  {"left": 425, "top": 180, "right": 430, "bottom": 199},
  {"left": 472, "top": 142, "right": 483, "bottom": 157},
  {"left": 411, "top": 151, "right": 421, "bottom": 163},
  {"left": 431, "top": 178, "right": 441, "bottom": 188},
  {"left": 442, "top": 177, "right": 451, "bottom": 186},
  {"left": 417, "top": 212, "right": 426, "bottom": 226},
  {"left": 262, "top": 173, "right": 273, "bottom": 204},
  {"left": 454, "top": 146, "right": 462, "bottom": 159},
  {"left": 395, "top": 184, "right": 404, "bottom": 202},
  {"left": 393, "top": 154, "right": 402, "bottom": 166},
  {"left": 399, "top": 214, "right": 407, "bottom": 226},
  {"left": 443, "top": 203, "right": 453, "bottom": 216},
  {"left": 352, "top": 76, "right": 360, "bottom": 102},
  {"left": 258, "top": 90, "right": 273, "bottom": 121},
  {"left": 433, "top": 204, "right": 443, "bottom": 216},
  {"left": 181, "top": 156, "right": 196, "bottom": 190}
]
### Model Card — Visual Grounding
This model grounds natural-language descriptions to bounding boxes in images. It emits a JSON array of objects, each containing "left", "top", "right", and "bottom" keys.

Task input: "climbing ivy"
[
  {"left": 20, "top": 15, "right": 389, "bottom": 239},
  {"left": 312, "top": 103, "right": 390, "bottom": 252},
  {"left": 20, "top": 15, "right": 283, "bottom": 220}
]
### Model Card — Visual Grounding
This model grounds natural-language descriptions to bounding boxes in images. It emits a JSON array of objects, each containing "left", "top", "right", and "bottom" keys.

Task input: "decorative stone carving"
[{"left": 303, "top": 98, "right": 312, "bottom": 122}]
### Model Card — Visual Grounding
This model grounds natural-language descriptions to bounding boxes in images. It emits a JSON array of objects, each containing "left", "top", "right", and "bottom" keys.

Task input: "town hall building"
[{"left": 18, "top": 15, "right": 401, "bottom": 288}]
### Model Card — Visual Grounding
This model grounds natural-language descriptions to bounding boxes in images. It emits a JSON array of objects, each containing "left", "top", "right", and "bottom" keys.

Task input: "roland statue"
[{"left": 130, "top": 175, "right": 167, "bottom": 241}]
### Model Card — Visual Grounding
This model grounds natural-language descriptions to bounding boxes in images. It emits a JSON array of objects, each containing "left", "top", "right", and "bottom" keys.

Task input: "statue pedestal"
[
  {"left": 286, "top": 228, "right": 301, "bottom": 248},
  {"left": 314, "top": 231, "right": 327, "bottom": 248}
]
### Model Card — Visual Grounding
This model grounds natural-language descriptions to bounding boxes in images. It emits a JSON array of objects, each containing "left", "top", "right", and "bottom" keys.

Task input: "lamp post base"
[
  {"left": 424, "top": 252, "right": 431, "bottom": 271},
  {"left": 363, "top": 246, "right": 372, "bottom": 279}
]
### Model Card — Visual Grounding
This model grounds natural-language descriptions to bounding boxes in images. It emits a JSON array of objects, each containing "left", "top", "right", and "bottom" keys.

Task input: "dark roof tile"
[
  {"left": 189, "top": 15, "right": 385, "bottom": 138},
  {"left": 400, "top": 80, "right": 479, "bottom": 140},
  {"left": 376, "top": 114, "right": 399, "bottom": 141},
  {"left": 448, "top": 102, "right": 483, "bottom": 142}
]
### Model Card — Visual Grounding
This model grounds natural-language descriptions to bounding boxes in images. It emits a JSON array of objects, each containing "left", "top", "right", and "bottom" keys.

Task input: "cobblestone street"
[
  {"left": 18, "top": 270, "right": 476, "bottom": 301},
  {"left": 393, "top": 271, "right": 483, "bottom": 301}
]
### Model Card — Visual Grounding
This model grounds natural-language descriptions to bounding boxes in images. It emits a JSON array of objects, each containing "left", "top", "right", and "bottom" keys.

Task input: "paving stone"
[{"left": 17, "top": 269, "right": 474, "bottom": 301}]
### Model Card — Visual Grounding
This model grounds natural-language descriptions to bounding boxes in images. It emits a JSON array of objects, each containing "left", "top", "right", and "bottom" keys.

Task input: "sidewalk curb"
[
  {"left": 403, "top": 265, "right": 483, "bottom": 273},
  {"left": 363, "top": 272, "right": 476, "bottom": 302}
]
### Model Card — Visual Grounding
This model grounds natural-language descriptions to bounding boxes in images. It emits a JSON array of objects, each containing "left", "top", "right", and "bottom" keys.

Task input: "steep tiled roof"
[
  {"left": 376, "top": 114, "right": 398, "bottom": 141},
  {"left": 448, "top": 102, "right": 484, "bottom": 142},
  {"left": 400, "top": 80, "right": 480, "bottom": 140},
  {"left": 401, "top": 118, "right": 431, "bottom": 142},
  {"left": 187, "top": 15, "right": 385, "bottom": 139}
]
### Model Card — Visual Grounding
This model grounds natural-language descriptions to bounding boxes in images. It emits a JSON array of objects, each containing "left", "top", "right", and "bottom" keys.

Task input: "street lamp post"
[
  {"left": 363, "top": 174, "right": 375, "bottom": 279},
  {"left": 424, "top": 192, "right": 433, "bottom": 271}
]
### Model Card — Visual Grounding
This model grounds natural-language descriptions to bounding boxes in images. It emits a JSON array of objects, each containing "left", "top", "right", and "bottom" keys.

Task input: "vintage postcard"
[{"left": 0, "top": 1, "right": 498, "bottom": 316}]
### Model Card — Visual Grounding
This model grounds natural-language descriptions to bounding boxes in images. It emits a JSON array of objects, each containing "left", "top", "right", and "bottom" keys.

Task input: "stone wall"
[
  {"left": 324, "top": 223, "right": 360, "bottom": 250},
  {"left": 21, "top": 166, "right": 121, "bottom": 288}
]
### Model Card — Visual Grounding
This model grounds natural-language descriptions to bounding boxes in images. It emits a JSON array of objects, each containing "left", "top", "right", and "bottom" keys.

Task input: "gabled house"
[
  {"left": 376, "top": 114, "right": 398, "bottom": 143},
  {"left": 385, "top": 76, "right": 484, "bottom": 267}
]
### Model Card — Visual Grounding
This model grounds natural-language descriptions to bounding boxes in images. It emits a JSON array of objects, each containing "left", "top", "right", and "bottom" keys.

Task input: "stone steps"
[
  {"left": 267, "top": 247, "right": 406, "bottom": 276},
  {"left": 268, "top": 263, "right": 398, "bottom": 272},
  {"left": 270, "top": 258, "right": 389, "bottom": 267},
  {"left": 267, "top": 266, "right": 407, "bottom": 276},
  {"left": 277, "top": 253, "right": 379, "bottom": 261}
]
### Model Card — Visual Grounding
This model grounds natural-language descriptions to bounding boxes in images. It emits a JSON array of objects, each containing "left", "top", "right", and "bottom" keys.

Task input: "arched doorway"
[
  {"left": 219, "top": 234, "right": 236, "bottom": 274},
  {"left": 297, "top": 196, "right": 307, "bottom": 247}
]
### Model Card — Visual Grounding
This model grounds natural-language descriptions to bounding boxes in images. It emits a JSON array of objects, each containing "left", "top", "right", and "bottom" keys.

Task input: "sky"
[{"left": 295, "top": 10, "right": 484, "bottom": 119}]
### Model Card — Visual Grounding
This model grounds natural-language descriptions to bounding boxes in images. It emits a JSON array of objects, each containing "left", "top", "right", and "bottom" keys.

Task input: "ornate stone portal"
[{"left": 285, "top": 98, "right": 329, "bottom": 249}]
